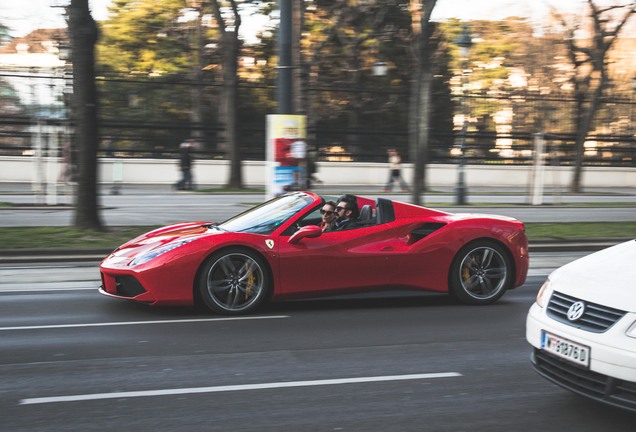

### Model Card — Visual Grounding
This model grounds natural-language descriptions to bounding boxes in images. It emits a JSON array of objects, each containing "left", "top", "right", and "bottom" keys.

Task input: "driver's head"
[{"left": 336, "top": 194, "right": 359, "bottom": 219}]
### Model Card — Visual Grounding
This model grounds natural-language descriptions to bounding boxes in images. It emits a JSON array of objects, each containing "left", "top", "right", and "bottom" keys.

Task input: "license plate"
[{"left": 541, "top": 330, "right": 590, "bottom": 368}]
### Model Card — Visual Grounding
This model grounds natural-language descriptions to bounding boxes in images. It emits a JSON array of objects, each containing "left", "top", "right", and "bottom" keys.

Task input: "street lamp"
[
  {"left": 453, "top": 25, "right": 473, "bottom": 205},
  {"left": 277, "top": 0, "right": 293, "bottom": 114}
]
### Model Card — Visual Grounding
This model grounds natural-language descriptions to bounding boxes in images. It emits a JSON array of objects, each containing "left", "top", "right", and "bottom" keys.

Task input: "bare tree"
[
  {"left": 409, "top": 0, "right": 437, "bottom": 206},
  {"left": 554, "top": 0, "right": 636, "bottom": 193},
  {"left": 68, "top": 0, "right": 103, "bottom": 230},
  {"left": 210, "top": 0, "right": 242, "bottom": 189}
]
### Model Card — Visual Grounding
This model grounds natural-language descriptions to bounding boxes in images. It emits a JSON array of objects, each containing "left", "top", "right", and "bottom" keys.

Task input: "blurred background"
[{"left": 0, "top": 0, "right": 634, "bottom": 175}]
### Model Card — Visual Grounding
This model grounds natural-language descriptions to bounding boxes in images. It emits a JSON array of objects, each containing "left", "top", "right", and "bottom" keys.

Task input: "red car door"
[{"left": 276, "top": 225, "right": 402, "bottom": 298}]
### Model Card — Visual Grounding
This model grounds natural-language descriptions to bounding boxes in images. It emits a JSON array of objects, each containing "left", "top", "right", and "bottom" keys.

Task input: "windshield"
[{"left": 219, "top": 193, "right": 316, "bottom": 234}]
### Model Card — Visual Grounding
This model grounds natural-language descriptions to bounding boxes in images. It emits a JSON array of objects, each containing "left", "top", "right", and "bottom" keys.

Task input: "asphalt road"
[{"left": 1, "top": 257, "right": 634, "bottom": 431}]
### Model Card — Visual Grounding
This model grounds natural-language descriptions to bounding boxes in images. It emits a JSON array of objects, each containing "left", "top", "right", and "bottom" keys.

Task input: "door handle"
[{"left": 381, "top": 246, "right": 394, "bottom": 251}]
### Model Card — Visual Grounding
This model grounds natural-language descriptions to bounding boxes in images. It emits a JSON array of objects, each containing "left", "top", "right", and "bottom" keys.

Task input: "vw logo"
[{"left": 567, "top": 301, "right": 586, "bottom": 321}]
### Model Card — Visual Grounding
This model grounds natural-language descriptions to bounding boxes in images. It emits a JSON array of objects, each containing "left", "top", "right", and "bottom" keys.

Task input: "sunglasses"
[
  {"left": 336, "top": 206, "right": 348, "bottom": 212},
  {"left": 320, "top": 209, "right": 334, "bottom": 216}
]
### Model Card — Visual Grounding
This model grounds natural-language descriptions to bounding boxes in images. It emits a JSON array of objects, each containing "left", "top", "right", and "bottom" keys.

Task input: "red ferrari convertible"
[{"left": 99, "top": 192, "right": 529, "bottom": 314}]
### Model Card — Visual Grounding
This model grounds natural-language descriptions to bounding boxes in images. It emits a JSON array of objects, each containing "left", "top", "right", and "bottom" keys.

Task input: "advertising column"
[{"left": 266, "top": 114, "right": 307, "bottom": 199}]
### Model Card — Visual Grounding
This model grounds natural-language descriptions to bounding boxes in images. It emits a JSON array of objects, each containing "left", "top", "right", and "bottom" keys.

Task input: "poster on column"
[{"left": 266, "top": 114, "right": 307, "bottom": 199}]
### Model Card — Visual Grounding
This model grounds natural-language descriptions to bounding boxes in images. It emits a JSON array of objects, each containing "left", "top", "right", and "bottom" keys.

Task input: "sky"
[{"left": 0, "top": 0, "right": 624, "bottom": 39}]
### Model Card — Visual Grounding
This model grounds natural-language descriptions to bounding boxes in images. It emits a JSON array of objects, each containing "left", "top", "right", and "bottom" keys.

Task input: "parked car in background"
[{"left": 526, "top": 239, "right": 636, "bottom": 412}]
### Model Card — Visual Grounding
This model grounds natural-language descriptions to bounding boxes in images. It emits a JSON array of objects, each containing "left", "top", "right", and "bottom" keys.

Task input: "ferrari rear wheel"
[
  {"left": 449, "top": 241, "right": 512, "bottom": 305},
  {"left": 199, "top": 249, "right": 271, "bottom": 315}
]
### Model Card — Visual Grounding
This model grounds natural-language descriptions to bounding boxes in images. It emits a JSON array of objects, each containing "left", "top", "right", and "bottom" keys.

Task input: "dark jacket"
[
  {"left": 328, "top": 217, "right": 359, "bottom": 231},
  {"left": 180, "top": 145, "right": 192, "bottom": 170}
]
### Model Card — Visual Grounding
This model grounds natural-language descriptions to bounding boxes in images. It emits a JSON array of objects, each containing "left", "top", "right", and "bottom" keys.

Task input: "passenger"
[
  {"left": 319, "top": 200, "right": 338, "bottom": 232},
  {"left": 329, "top": 194, "right": 360, "bottom": 231}
]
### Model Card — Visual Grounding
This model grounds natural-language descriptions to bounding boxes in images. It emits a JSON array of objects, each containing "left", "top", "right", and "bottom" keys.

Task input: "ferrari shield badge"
[{"left": 265, "top": 239, "right": 275, "bottom": 249}]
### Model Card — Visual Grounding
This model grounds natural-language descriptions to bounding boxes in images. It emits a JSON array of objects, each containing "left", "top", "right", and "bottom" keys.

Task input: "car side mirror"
[{"left": 288, "top": 225, "right": 322, "bottom": 244}]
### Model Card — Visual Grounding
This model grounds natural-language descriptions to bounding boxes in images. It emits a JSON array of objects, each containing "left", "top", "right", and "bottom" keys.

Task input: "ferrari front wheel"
[
  {"left": 198, "top": 249, "right": 271, "bottom": 315},
  {"left": 449, "top": 241, "right": 512, "bottom": 305}
]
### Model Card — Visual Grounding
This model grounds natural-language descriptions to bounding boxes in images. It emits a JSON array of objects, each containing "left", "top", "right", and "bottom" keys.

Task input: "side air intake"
[{"left": 410, "top": 223, "right": 446, "bottom": 243}]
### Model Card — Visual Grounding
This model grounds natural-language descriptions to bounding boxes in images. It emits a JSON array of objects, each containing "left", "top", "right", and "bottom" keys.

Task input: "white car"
[{"left": 526, "top": 239, "right": 636, "bottom": 412}]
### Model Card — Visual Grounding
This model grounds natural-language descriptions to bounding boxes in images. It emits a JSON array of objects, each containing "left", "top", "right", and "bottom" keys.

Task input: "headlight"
[
  {"left": 536, "top": 278, "right": 552, "bottom": 308},
  {"left": 626, "top": 321, "right": 636, "bottom": 339},
  {"left": 129, "top": 239, "right": 194, "bottom": 266}
]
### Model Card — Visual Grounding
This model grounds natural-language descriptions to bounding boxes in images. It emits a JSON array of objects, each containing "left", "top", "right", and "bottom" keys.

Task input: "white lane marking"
[
  {"left": 20, "top": 372, "right": 462, "bottom": 405},
  {"left": 0, "top": 315, "right": 289, "bottom": 331}
]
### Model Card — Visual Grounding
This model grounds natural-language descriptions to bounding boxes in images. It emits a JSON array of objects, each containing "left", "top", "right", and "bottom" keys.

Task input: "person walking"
[
  {"left": 176, "top": 139, "right": 194, "bottom": 190},
  {"left": 384, "top": 148, "right": 409, "bottom": 192}
]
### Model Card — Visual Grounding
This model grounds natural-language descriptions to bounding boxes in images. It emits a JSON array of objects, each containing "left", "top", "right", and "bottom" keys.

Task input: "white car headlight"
[
  {"left": 129, "top": 239, "right": 194, "bottom": 267},
  {"left": 536, "top": 278, "right": 552, "bottom": 308}
]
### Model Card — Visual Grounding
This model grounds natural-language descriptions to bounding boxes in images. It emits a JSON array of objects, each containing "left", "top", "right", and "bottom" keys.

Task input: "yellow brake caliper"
[
  {"left": 462, "top": 258, "right": 472, "bottom": 283},
  {"left": 245, "top": 272, "right": 255, "bottom": 299}
]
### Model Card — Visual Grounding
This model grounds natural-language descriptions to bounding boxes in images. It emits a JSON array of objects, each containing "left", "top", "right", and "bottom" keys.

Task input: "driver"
[{"left": 328, "top": 194, "right": 360, "bottom": 231}]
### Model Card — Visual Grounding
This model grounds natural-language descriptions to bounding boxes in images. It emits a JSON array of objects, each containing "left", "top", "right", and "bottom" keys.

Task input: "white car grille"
[{"left": 547, "top": 291, "right": 626, "bottom": 333}]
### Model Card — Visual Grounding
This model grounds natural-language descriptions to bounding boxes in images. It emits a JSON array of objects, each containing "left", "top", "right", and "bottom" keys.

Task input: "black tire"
[
  {"left": 449, "top": 241, "right": 513, "bottom": 305},
  {"left": 198, "top": 248, "right": 271, "bottom": 315}
]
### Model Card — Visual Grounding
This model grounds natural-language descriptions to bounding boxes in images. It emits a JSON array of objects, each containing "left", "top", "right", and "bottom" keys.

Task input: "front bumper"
[
  {"left": 526, "top": 302, "right": 636, "bottom": 411},
  {"left": 99, "top": 253, "right": 199, "bottom": 307},
  {"left": 530, "top": 348, "right": 636, "bottom": 412},
  {"left": 100, "top": 271, "right": 154, "bottom": 303}
]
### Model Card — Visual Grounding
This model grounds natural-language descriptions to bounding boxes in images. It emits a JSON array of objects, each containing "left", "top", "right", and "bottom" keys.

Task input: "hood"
[
  {"left": 121, "top": 222, "right": 212, "bottom": 249},
  {"left": 549, "top": 239, "right": 636, "bottom": 312},
  {"left": 106, "top": 222, "right": 217, "bottom": 264}
]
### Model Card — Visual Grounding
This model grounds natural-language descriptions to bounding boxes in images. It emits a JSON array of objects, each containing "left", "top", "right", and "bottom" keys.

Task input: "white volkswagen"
[{"left": 526, "top": 239, "right": 636, "bottom": 412}]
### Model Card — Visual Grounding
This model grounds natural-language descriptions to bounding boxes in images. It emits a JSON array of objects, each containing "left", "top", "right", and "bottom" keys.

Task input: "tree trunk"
[
  {"left": 224, "top": 34, "right": 241, "bottom": 188},
  {"left": 409, "top": 0, "right": 437, "bottom": 206},
  {"left": 414, "top": 63, "right": 433, "bottom": 202},
  {"left": 210, "top": 0, "right": 242, "bottom": 189},
  {"left": 571, "top": 74, "right": 605, "bottom": 192},
  {"left": 566, "top": 0, "right": 636, "bottom": 193},
  {"left": 68, "top": 0, "right": 102, "bottom": 230}
]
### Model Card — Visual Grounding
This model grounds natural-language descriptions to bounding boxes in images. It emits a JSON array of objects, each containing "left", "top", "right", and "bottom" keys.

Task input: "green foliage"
[
  {"left": 87, "top": 0, "right": 631, "bottom": 163},
  {"left": 96, "top": 0, "right": 223, "bottom": 153},
  {"left": 525, "top": 222, "right": 636, "bottom": 241},
  {"left": 97, "top": 0, "right": 194, "bottom": 75},
  {"left": 0, "top": 226, "right": 159, "bottom": 249},
  {"left": 442, "top": 17, "right": 535, "bottom": 90},
  {"left": 281, "top": 1, "right": 418, "bottom": 156}
]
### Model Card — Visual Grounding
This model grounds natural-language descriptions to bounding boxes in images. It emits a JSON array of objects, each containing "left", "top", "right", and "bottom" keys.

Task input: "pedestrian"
[
  {"left": 176, "top": 139, "right": 194, "bottom": 190},
  {"left": 384, "top": 148, "right": 409, "bottom": 192},
  {"left": 305, "top": 146, "right": 321, "bottom": 189}
]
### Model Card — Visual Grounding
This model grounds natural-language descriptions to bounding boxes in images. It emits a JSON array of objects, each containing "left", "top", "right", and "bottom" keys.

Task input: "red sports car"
[{"left": 99, "top": 192, "right": 529, "bottom": 314}]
